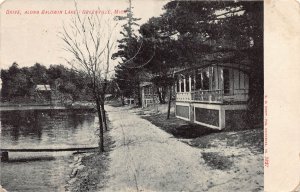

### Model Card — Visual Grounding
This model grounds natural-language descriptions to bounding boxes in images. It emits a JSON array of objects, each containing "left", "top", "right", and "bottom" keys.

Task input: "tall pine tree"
[{"left": 112, "top": 0, "right": 142, "bottom": 105}]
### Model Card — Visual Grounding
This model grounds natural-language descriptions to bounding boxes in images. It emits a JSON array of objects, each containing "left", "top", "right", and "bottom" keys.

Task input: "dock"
[{"left": 0, "top": 147, "right": 98, "bottom": 162}]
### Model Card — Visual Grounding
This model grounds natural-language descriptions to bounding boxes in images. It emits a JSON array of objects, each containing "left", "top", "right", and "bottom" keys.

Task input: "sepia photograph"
[{"left": 0, "top": 0, "right": 269, "bottom": 191}]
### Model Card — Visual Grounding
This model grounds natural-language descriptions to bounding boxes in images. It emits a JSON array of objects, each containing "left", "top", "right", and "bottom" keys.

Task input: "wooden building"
[
  {"left": 34, "top": 84, "right": 52, "bottom": 103},
  {"left": 140, "top": 82, "right": 159, "bottom": 108},
  {"left": 175, "top": 62, "right": 250, "bottom": 130}
]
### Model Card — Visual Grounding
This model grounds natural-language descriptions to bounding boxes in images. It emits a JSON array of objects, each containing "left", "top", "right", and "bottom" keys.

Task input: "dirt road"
[{"left": 103, "top": 106, "right": 262, "bottom": 192}]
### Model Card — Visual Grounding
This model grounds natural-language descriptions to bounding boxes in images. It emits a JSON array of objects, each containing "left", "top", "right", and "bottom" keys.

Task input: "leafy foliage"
[
  {"left": 112, "top": 0, "right": 263, "bottom": 122},
  {"left": 1, "top": 63, "right": 91, "bottom": 101}
]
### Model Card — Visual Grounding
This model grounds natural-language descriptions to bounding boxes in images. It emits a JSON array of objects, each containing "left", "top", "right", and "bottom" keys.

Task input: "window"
[
  {"left": 186, "top": 77, "right": 190, "bottom": 92},
  {"left": 191, "top": 75, "right": 195, "bottom": 91},
  {"left": 195, "top": 70, "right": 202, "bottom": 90},
  {"left": 195, "top": 68, "right": 209, "bottom": 90},
  {"left": 180, "top": 79, "right": 184, "bottom": 92},
  {"left": 176, "top": 81, "right": 180, "bottom": 92},
  {"left": 223, "top": 68, "right": 230, "bottom": 94},
  {"left": 202, "top": 69, "right": 209, "bottom": 90},
  {"left": 212, "top": 66, "right": 220, "bottom": 90}
]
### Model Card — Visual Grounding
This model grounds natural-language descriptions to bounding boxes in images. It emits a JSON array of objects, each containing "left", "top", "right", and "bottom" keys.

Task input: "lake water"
[{"left": 0, "top": 108, "right": 99, "bottom": 191}]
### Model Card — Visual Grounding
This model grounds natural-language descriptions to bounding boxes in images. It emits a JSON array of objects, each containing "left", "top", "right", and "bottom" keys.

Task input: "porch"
[
  {"left": 176, "top": 89, "right": 249, "bottom": 104},
  {"left": 174, "top": 64, "right": 250, "bottom": 130},
  {"left": 175, "top": 64, "right": 250, "bottom": 104}
]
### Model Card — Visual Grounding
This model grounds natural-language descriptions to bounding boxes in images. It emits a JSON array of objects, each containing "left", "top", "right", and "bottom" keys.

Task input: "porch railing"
[
  {"left": 176, "top": 92, "right": 192, "bottom": 102},
  {"left": 144, "top": 94, "right": 158, "bottom": 100},
  {"left": 176, "top": 89, "right": 249, "bottom": 103},
  {"left": 192, "top": 90, "right": 224, "bottom": 103}
]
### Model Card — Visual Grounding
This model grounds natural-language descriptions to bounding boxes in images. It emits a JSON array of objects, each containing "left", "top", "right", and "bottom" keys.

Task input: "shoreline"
[
  {"left": 0, "top": 104, "right": 95, "bottom": 111},
  {"left": 0, "top": 105, "right": 66, "bottom": 111},
  {"left": 65, "top": 127, "right": 113, "bottom": 191}
]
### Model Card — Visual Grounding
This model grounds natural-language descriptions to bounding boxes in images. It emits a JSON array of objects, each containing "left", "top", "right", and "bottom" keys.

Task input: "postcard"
[{"left": 0, "top": 0, "right": 299, "bottom": 191}]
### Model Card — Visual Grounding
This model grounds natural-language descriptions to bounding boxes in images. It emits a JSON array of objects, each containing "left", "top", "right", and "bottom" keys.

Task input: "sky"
[{"left": 0, "top": 0, "right": 169, "bottom": 71}]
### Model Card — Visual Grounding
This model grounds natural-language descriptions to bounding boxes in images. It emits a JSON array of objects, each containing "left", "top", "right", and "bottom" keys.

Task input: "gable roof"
[
  {"left": 140, "top": 82, "right": 152, "bottom": 87},
  {"left": 36, "top": 85, "right": 51, "bottom": 91}
]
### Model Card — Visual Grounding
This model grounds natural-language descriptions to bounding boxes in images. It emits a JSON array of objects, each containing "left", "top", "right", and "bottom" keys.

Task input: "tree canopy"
[
  {"left": 1, "top": 63, "right": 91, "bottom": 101},
  {"left": 113, "top": 0, "right": 263, "bottom": 107},
  {"left": 112, "top": 0, "right": 143, "bottom": 105}
]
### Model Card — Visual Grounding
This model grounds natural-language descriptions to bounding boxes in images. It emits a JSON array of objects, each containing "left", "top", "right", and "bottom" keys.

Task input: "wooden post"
[
  {"left": 179, "top": 79, "right": 182, "bottom": 92},
  {"left": 183, "top": 77, "right": 186, "bottom": 92},
  {"left": 194, "top": 70, "right": 196, "bottom": 90},
  {"left": 141, "top": 86, "right": 144, "bottom": 108},
  {"left": 1, "top": 151, "right": 9, "bottom": 162},
  {"left": 216, "top": 65, "right": 219, "bottom": 89},
  {"left": 189, "top": 76, "right": 192, "bottom": 92},
  {"left": 238, "top": 65, "right": 241, "bottom": 89},
  {"left": 201, "top": 71, "right": 203, "bottom": 89},
  {"left": 232, "top": 68, "right": 234, "bottom": 95},
  {"left": 167, "top": 85, "right": 172, "bottom": 119}
]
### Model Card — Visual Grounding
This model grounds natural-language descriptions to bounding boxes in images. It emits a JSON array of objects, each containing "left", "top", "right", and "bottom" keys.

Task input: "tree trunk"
[
  {"left": 137, "top": 82, "right": 142, "bottom": 106},
  {"left": 161, "top": 87, "right": 166, "bottom": 104},
  {"left": 96, "top": 99, "right": 104, "bottom": 152},
  {"left": 101, "top": 103, "right": 108, "bottom": 131},
  {"left": 121, "top": 94, "right": 125, "bottom": 105},
  {"left": 167, "top": 85, "right": 172, "bottom": 119}
]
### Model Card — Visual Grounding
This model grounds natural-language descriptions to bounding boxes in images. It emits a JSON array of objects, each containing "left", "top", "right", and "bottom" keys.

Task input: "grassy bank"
[
  {"left": 136, "top": 104, "right": 263, "bottom": 191},
  {"left": 66, "top": 103, "right": 263, "bottom": 191},
  {"left": 66, "top": 124, "right": 114, "bottom": 191},
  {"left": 140, "top": 107, "right": 263, "bottom": 164}
]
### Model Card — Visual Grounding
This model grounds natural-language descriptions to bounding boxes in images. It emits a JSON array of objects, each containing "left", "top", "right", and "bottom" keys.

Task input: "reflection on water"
[
  {"left": 0, "top": 108, "right": 99, "bottom": 191},
  {"left": 1, "top": 152, "right": 73, "bottom": 192},
  {"left": 1, "top": 109, "right": 98, "bottom": 148}
]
